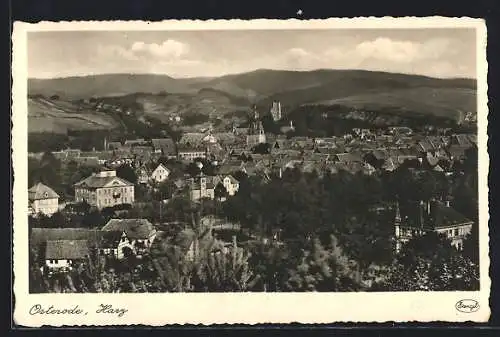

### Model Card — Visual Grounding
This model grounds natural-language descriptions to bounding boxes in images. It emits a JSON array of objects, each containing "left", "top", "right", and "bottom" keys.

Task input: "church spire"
[{"left": 394, "top": 200, "right": 401, "bottom": 225}]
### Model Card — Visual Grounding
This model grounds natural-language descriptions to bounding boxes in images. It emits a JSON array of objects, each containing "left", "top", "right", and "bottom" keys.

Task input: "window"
[
  {"left": 454, "top": 229, "right": 459, "bottom": 236},
  {"left": 54, "top": 260, "right": 58, "bottom": 264}
]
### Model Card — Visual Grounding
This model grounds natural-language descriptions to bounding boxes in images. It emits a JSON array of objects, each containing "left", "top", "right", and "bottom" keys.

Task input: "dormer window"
[{"left": 44, "top": 192, "right": 49, "bottom": 198}]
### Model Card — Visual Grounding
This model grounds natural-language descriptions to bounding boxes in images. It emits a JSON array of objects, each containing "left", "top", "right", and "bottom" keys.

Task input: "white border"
[{"left": 12, "top": 18, "right": 490, "bottom": 326}]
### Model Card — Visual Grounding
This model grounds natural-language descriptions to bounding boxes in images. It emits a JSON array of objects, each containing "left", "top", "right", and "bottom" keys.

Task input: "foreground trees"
[{"left": 371, "top": 232, "right": 479, "bottom": 291}]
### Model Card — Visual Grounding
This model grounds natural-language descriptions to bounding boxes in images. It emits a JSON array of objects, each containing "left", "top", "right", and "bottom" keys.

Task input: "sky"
[{"left": 27, "top": 28, "right": 477, "bottom": 79}]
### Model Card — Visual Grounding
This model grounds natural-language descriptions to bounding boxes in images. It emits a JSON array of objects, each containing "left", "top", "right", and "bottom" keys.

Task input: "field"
[{"left": 28, "top": 97, "right": 119, "bottom": 134}]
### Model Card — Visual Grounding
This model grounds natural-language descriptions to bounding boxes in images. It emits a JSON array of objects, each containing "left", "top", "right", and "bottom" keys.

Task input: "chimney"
[{"left": 427, "top": 200, "right": 431, "bottom": 215}]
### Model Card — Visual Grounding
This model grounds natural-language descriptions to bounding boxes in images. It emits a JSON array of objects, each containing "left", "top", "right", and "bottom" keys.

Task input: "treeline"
[
  {"left": 28, "top": 117, "right": 181, "bottom": 153},
  {"left": 282, "top": 104, "right": 457, "bottom": 137}
]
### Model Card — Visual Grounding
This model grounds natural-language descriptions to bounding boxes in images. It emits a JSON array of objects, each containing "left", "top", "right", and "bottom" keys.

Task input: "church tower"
[
  {"left": 246, "top": 105, "right": 266, "bottom": 146},
  {"left": 394, "top": 201, "right": 402, "bottom": 253}
]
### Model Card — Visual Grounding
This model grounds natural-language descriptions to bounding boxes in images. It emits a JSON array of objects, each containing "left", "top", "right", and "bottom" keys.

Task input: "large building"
[
  {"left": 394, "top": 200, "right": 474, "bottom": 252},
  {"left": 28, "top": 182, "right": 60, "bottom": 217},
  {"left": 178, "top": 146, "right": 207, "bottom": 161},
  {"left": 74, "top": 170, "right": 135, "bottom": 209}
]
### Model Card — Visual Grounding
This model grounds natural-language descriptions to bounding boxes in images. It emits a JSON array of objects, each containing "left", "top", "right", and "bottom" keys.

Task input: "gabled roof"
[
  {"left": 74, "top": 174, "right": 134, "bottom": 189},
  {"left": 418, "top": 140, "right": 435, "bottom": 153},
  {"left": 102, "top": 218, "right": 156, "bottom": 240},
  {"left": 31, "top": 228, "right": 103, "bottom": 246},
  {"left": 45, "top": 240, "right": 90, "bottom": 260},
  {"left": 151, "top": 138, "right": 176, "bottom": 155},
  {"left": 28, "top": 182, "right": 59, "bottom": 201},
  {"left": 152, "top": 163, "right": 170, "bottom": 174},
  {"left": 179, "top": 133, "right": 205, "bottom": 145},
  {"left": 432, "top": 202, "right": 474, "bottom": 229},
  {"left": 222, "top": 175, "right": 239, "bottom": 184}
]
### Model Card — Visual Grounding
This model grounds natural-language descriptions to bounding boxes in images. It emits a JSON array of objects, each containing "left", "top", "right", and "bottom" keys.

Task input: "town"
[{"left": 28, "top": 100, "right": 479, "bottom": 293}]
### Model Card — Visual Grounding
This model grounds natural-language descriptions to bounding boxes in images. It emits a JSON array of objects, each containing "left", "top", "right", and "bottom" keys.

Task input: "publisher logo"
[{"left": 455, "top": 299, "right": 480, "bottom": 313}]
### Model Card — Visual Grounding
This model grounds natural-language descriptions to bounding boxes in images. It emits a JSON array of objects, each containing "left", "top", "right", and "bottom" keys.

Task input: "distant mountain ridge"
[
  {"left": 28, "top": 69, "right": 477, "bottom": 135},
  {"left": 29, "top": 69, "right": 476, "bottom": 101}
]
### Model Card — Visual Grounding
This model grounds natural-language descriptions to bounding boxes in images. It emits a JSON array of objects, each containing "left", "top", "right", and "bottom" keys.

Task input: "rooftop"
[
  {"left": 28, "top": 182, "right": 59, "bottom": 201},
  {"left": 45, "top": 240, "right": 90, "bottom": 260},
  {"left": 102, "top": 218, "right": 156, "bottom": 240}
]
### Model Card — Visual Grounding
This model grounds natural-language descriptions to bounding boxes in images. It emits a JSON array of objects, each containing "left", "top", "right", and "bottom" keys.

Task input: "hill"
[
  {"left": 28, "top": 74, "right": 201, "bottom": 99},
  {"left": 28, "top": 69, "right": 477, "bottom": 136},
  {"left": 28, "top": 96, "right": 120, "bottom": 134}
]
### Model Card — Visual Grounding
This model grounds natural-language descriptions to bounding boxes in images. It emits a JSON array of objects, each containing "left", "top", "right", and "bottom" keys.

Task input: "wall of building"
[
  {"left": 45, "top": 258, "right": 72, "bottom": 269},
  {"left": 76, "top": 185, "right": 135, "bottom": 209},
  {"left": 33, "top": 198, "right": 59, "bottom": 216}
]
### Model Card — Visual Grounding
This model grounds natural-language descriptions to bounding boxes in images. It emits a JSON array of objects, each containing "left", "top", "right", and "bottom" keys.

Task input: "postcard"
[{"left": 12, "top": 17, "right": 489, "bottom": 326}]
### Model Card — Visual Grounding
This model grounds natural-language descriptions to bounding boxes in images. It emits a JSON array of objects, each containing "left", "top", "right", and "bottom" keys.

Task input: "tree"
[
  {"left": 116, "top": 164, "right": 138, "bottom": 184},
  {"left": 191, "top": 247, "right": 258, "bottom": 292},
  {"left": 462, "top": 223, "right": 479, "bottom": 265},
  {"left": 252, "top": 142, "right": 271, "bottom": 154},
  {"left": 214, "top": 183, "right": 229, "bottom": 201}
]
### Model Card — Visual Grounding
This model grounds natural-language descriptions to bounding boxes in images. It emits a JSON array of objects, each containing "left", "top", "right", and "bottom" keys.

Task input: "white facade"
[
  {"left": 45, "top": 258, "right": 72, "bottom": 270},
  {"left": 222, "top": 176, "right": 239, "bottom": 196},
  {"left": 150, "top": 164, "right": 170, "bottom": 183},
  {"left": 178, "top": 150, "right": 207, "bottom": 161},
  {"left": 74, "top": 170, "right": 135, "bottom": 209},
  {"left": 435, "top": 224, "right": 473, "bottom": 250},
  {"left": 32, "top": 198, "right": 59, "bottom": 217}
]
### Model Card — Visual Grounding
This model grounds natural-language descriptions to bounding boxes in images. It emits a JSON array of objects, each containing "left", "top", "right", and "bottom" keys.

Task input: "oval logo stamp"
[{"left": 455, "top": 299, "right": 480, "bottom": 313}]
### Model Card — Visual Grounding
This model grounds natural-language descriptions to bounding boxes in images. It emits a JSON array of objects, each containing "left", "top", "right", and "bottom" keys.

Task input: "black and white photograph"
[{"left": 12, "top": 18, "right": 489, "bottom": 325}]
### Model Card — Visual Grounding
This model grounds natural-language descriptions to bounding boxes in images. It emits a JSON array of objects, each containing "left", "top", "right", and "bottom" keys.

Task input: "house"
[
  {"left": 45, "top": 240, "right": 90, "bottom": 271},
  {"left": 137, "top": 166, "right": 150, "bottom": 185},
  {"left": 150, "top": 163, "right": 171, "bottom": 184},
  {"left": 221, "top": 175, "right": 240, "bottom": 196},
  {"left": 28, "top": 182, "right": 60, "bottom": 217},
  {"left": 101, "top": 218, "right": 157, "bottom": 259},
  {"left": 394, "top": 200, "right": 474, "bottom": 252},
  {"left": 74, "top": 170, "right": 135, "bottom": 209},
  {"left": 151, "top": 138, "right": 176, "bottom": 158}
]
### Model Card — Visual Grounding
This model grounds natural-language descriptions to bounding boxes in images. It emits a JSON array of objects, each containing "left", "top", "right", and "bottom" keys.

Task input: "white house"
[
  {"left": 28, "top": 182, "right": 60, "bottom": 217},
  {"left": 150, "top": 163, "right": 171, "bottom": 184},
  {"left": 221, "top": 175, "right": 240, "bottom": 196},
  {"left": 74, "top": 170, "right": 135, "bottom": 210}
]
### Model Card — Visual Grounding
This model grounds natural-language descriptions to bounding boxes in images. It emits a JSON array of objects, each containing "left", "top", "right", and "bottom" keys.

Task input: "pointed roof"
[
  {"left": 153, "top": 163, "right": 170, "bottom": 174},
  {"left": 28, "top": 182, "right": 59, "bottom": 201},
  {"left": 74, "top": 173, "right": 133, "bottom": 189}
]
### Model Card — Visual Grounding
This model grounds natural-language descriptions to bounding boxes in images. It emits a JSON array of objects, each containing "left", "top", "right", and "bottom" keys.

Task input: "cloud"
[
  {"left": 130, "top": 39, "right": 189, "bottom": 59},
  {"left": 274, "top": 37, "right": 469, "bottom": 78},
  {"left": 355, "top": 38, "right": 421, "bottom": 63},
  {"left": 96, "top": 45, "right": 138, "bottom": 61}
]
